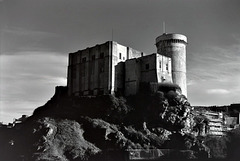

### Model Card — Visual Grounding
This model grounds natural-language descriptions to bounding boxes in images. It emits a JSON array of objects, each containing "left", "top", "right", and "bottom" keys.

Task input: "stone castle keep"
[{"left": 67, "top": 33, "right": 187, "bottom": 97}]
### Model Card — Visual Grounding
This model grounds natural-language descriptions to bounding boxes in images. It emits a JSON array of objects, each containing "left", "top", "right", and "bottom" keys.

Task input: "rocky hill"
[{"left": 1, "top": 84, "right": 235, "bottom": 161}]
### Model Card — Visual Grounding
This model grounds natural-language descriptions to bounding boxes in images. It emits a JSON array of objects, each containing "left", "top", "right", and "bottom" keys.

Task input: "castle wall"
[
  {"left": 115, "top": 62, "right": 125, "bottom": 95},
  {"left": 67, "top": 42, "right": 112, "bottom": 96},
  {"left": 112, "top": 42, "right": 142, "bottom": 94},
  {"left": 68, "top": 53, "right": 78, "bottom": 95},
  {"left": 139, "top": 53, "right": 172, "bottom": 84},
  {"left": 67, "top": 36, "right": 182, "bottom": 97},
  {"left": 120, "top": 53, "right": 172, "bottom": 96},
  {"left": 156, "top": 54, "right": 172, "bottom": 83},
  {"left": 169, "top": 43, "right": 187, "bottom": 96},
  {"left": 127, "top": 47, "right": 144, "bottom": 59},
  {"left": 111, "top": 42, "right": 127, "bottom": 94},
  {"left": 140, "top": 54, "right": 158, "bottom": 83},
  {"left": 67, "top": 41, "right": 143, "bottom": 96},
  {"left": 67, "top": 54, "right": 73, "bottom": 95},
  {"left": 124, "top": 59, "right": 141, "bottom": 96}
]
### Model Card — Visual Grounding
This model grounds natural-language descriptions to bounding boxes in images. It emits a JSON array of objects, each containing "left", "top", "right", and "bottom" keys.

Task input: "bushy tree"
[{"left": 226, "top": 126, "right": 240, "bottom": 159}]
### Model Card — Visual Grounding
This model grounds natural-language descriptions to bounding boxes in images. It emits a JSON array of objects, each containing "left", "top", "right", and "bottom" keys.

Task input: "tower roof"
[{"left": 156, "top": 33, "right": 187, "bottom": 44}]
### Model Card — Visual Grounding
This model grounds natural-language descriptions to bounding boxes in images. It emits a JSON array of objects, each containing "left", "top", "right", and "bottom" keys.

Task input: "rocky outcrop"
[
  {"left": 33, "top": 118, "right": 101, "bottom": 161},
  {"left": 0, "top": 85, "right": 212, "bottom": 160}
]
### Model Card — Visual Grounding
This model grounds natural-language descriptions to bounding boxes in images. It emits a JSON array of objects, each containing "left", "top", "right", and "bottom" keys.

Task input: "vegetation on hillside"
[{"left": 1, "top": 84, "right": 237, "bottom": 160}]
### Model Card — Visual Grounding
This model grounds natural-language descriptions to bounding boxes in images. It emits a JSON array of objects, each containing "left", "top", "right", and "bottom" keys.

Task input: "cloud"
[
  {"left": 0, "top": 100, "right": 38, "bottom": 123},
  {"left": 207, "top": 89, "right": 230, "bottom": 94},
  {"left": 0, "top": 52, "right": 68, "bottom": 123},
  {"left": 187, "top": 36, "right": 240, "bottom": 106},
  {"left": 187, "top": 34, "right": 240, "bottom": 83},
  {"left": 1, "top": 27, "right": 67, "bottom": 54}
]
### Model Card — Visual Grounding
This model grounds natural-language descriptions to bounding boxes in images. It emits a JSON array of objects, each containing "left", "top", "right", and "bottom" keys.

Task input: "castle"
[{"left": 67, "top": 33, "right": 187, "bottom": 97}]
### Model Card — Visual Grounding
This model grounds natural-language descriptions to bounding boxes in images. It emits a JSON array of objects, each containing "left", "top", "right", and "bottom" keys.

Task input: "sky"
[{"left": 0, "top": 0, "right": 240, "bottom": 123}]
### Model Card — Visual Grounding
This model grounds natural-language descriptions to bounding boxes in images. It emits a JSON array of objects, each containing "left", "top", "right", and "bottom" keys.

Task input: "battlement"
[{"left": 155, "top": 33, "right": 187, "bottom": 45}]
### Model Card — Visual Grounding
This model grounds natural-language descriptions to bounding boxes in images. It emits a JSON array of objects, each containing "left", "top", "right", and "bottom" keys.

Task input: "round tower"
[{"left": 155, "top": 33, "right": 187, "bottom": 96}]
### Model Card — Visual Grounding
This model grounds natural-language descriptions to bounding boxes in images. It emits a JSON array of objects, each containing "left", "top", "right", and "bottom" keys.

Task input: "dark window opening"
[
  {"left": 100, "top": 52, "right": 104, "bottom": 58},
  {"left": 145, "top": 64, "right": 149, "bottom": 70},
  {"left": 82, "top": 57, "right": 86, "bottom": 62},
  {"left": 161, "top": 76, "right": 166, "bottom": 82},
  {"left": 82, "top": 68, "right": 85, "bottom": 76},
  {"left": 91, "top": 67, "right": 95, "bottom": 74},
  {"left": 100, "top": 67, "right": 104, "bottom": 73},
  {"left": 119, "top": 53, "right": 122, "bottom": 59},
  {"left": 72, "top": 66, "right": 76, "bottom": 78},
  {"left": 166, "top": 63, "right": 168, "bottom": 70},
  {"left": 92, "top": 55, "right": 95, "bottom": 60},
  {"left": 89, "top": 90, "right": 93, "bottom": 95},
  {"left": 71, "top": 54, "right": 77, "bottom": 64},
  {"left": 123, "top": 57, "right": 125, "bottom": 60},
  {"left": 159, "top": 61, "right": 161, "bottom": 68},
  {"left": 98, "top": 90, "right": 104, "bottom": 95}
]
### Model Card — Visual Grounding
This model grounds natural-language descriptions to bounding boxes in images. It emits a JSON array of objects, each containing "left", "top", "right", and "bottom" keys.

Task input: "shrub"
[
  {"left": 226, "top": 126, "right": 240, "bottom": 159},
  {"left": 204, "top": 135, "right": 228, "bottom": 158}
]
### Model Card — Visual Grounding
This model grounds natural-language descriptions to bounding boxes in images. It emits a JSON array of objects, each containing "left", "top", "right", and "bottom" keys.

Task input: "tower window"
[
  {"left": 145, "top": 64, "right": 149, "bottom": 70},
  {"left": 159, "top": 61, "right": 161, "bottom": 68},
  {"left": 166, "top": 63, "right": 168, "bottom": 71},
  {"left": 119, "top": 53, "right": 122, "bottom": 59}
]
